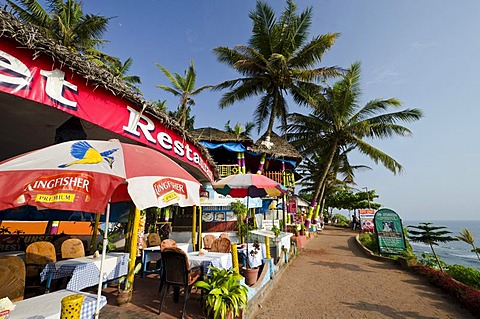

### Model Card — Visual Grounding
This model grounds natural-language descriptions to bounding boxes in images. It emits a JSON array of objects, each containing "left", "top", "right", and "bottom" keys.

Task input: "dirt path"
[{"left": 253, "top": 226, "right": 475, "bottom": 319}]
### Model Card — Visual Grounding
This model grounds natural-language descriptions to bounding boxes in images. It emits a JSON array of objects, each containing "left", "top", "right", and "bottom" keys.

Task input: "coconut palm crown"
[
  {"left": 6, "top": 0, "right": 110, "bottom": 53},
  {"left": 213, "top": 0, "right": 340, "bottom": 136},
  {"left": 286, "top": 62, "right": 423, "bottom": 208},
  {"left": 156, "top": 60, "right": 212, "bottom": 129}
]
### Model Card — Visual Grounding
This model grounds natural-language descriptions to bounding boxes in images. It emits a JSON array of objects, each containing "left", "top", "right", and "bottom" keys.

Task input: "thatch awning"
[
  {"left": 191, "top": 127, "right": 253, "bottom": 145},
  {"left": 0, "top": 9, "right": 217, "bottom": 178},
  {"left": 252, "top": 132, "right": 302, "bottom": 162}
]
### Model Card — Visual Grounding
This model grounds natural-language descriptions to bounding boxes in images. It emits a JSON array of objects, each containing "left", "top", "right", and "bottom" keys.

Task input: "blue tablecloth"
[
  {"left": 11, "top": 289, "right": 107, "bottom": 319},
  {"left": 40, "top": 252, "right": 129, "bottom": 291}
]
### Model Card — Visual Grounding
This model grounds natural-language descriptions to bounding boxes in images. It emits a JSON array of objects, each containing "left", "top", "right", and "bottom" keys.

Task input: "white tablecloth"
[
  {"left": 10, "top": 289, "right": 107, "bottom": 319},
  {"left": 40, "top": 252, "right": 128, "bottom": 291},
  {"left": 238, "top": 243, "right": 267, "bottom": 268},
  {"left": 187, "top": 252, "right": 232, "bottom": 275}
]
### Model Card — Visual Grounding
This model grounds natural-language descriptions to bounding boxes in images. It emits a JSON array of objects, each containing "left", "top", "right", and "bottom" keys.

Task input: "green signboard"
[{"left": 374, "top": 208, "right": 406, "bottom": 254}]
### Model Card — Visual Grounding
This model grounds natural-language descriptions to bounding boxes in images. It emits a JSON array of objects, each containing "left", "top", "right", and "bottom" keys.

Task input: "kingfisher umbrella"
[
  {"left": 0, "top": 139, "right": 201, "bottom": 317},
  {"left": 0, "top": 140, "right": 200, "bottom": 212},
  {"left": 212, "top": 173, "right": 287, "bottom": 269},
  {"left": 212, "top": 173, "right": 287, "bottom": 198}
]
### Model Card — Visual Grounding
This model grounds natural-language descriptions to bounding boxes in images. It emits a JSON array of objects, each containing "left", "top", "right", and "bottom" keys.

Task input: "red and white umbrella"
[
  {"left": 212, "top": 173, "right": 287, "bottom": 198},
  {"left": 0, "top": 140, "right": 201, "bottom": 317},
  {"left": 0, "top": 140, "right": 200, "bottom": 212}
]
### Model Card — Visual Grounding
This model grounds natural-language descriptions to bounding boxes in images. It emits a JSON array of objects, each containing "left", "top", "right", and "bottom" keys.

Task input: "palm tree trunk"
[
  {"left": 429, "top": 243, "right": 444, "bottom": 272},
  {"left": 309, "top": 141, "right": 338, "bottom": 208}
]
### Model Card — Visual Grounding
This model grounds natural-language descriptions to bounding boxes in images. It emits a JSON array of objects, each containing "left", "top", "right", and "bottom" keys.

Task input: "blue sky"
[{"left": 73, "top": 0, "right": 479, "bottom": 221}]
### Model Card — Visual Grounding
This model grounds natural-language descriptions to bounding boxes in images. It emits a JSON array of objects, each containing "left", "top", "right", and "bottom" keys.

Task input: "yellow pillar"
[
  {"left": 126, "top": 208, "right": 141, "bottom": 289},
  {"left": 265, "top": 237, "right": 271, "bottom": 259},
  {"left": 192, "top": 205, "right": 197, "bottom": 251},
  {"left": 198, "top": 206, "right": 203, "bottom": 250},
  {"left": 231, "top": 243, "right": 239, "bottom": 274}
]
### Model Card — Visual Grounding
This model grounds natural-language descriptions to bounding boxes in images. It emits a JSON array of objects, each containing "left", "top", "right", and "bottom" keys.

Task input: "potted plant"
[
  {"left": 241, "top": 240, "right": 260, "bottom": 286},
  {"left": 116, "top": 262, "right": 142, "bottom": 306},
  {"left": 231, "top": 200, "right": 248, "bottom": 243},
  {"left": 195, "top": 266, "right": 248, "bottom": 319}
]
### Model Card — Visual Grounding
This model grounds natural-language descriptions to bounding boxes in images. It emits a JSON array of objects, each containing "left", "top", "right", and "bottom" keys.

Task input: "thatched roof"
[
  {"left": 0, "top": 9, "right": 217, "bottom": 178},
  {"left": 252, "top": 131, "right": 302, "bottom": 162},
  {"left": 191, "top": 127, "right": 253, "bottom": 144}
]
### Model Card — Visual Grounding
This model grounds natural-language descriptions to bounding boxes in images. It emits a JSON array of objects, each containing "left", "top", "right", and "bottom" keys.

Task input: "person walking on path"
[{"left": 253, "top": 226, "right": 475, "bottom": 319}]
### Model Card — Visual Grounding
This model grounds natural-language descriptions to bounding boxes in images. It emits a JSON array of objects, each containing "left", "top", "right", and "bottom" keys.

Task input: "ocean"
[{"left": 404, "top": 220, "right": 480, "bottom": 270}]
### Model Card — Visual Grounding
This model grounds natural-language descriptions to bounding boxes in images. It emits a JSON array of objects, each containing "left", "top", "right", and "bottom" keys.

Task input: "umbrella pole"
[{"left": 95, "top": 202, "right": 111, "bottom": 318}]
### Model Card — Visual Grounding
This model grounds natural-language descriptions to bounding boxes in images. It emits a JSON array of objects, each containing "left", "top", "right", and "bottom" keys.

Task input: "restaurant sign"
[
  {"left": 374, "top": 208, "right": 406, "bottom": 254},
  {"left": 0, "top": 39, "right": 213, "bottom": 181}
]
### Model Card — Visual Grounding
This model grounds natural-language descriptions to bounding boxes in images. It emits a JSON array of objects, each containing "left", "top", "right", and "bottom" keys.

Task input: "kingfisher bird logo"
[{"left": 58, "top": 141, "right": 119, "bottom": 168}]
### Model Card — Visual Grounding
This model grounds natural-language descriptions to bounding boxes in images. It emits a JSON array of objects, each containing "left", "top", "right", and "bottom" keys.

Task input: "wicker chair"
[
  {"left": 25, "top": 241, "right": 56, "bottom": 293},
  {"left": 159, "top": 248, "right": 202, "bottom": 319},
  {"left": 160, "top": 239, "right": 177, "bottom": 251},
  {"left": 61, "top": 238, "right": 85, "bottom": 259},
  {"left": 202, "top": 234, "right": 215, "bottom": 251},
  {"left": 219, "top": 233, "right": 230, "bottom": 240},
  {"left": 0, "top": 256, "right": 25, "bottom": 301},
  {"left": 210, "top": 237, "right": 231, "bottom": 253},
  {"left": 147, "top": 233, "right": 162, "bottom": 247}
]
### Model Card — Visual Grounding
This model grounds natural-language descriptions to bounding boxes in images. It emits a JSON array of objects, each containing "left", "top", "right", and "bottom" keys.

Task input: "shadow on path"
[{"left": 341, "top": 301, "right": 438, "bottom": 319}]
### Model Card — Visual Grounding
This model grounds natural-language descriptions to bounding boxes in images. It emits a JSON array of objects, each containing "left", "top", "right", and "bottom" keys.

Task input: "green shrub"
[
  {"left": 359, "top": 232, "right": 378, "bottom": 254},
  {"left": 446, "top": 264, "right": 480, "bottom": 290},
  {"left": 332, "top": 213, "right": 349, "bottom": 227}
]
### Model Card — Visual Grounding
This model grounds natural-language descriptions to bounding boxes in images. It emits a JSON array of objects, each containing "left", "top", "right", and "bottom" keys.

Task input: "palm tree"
[
  {"left": 457, "top": 228, "right": 480, "bottom": 261},
  {"left": 213, "top": 0, "right": 340, "bottom": 136},
  {"left": 224, "top": 120, "right": 255, "bottom": 139},
  {"left": 286, "top": 62, "right": 423, "bottom": 211},
  {"left": 408, "top": 222, "right": 457, "bottom": 271},
  {"left": 156, "top": 60, "right": 212, "bottom": 129},
  {"left": 6, "top": 0, "right": 110, "bottom": 53},
  {"left": 106, "top": 57, "right": 142, "bottom": 94}
]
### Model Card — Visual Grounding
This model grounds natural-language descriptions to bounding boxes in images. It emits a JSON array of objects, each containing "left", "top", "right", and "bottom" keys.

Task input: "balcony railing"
[{"left": 217, "top": 164, "right": 295, "bottom": 187}]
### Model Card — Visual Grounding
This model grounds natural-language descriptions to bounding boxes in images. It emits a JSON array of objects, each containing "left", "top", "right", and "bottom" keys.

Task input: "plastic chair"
[
  {"left": 147, "top": 233, "right": 161, "bottom": 247},
  {"left": 0, "top": 256, "right": 25, "bottom": 301},
  {"left": 202, "top": 234, "right": 215, "bottom": 251},
  {"left": 210, "top": 237, "right": 231, "bottom": 253},
  {"left": 158, "top": 248, "right": 202, "bottom": 319},
  {"left": 61, "top": 238, "right": 85, "bottom": 259},
  {"left": 160, "top": 239, "right": 177, "bottom": 251}
]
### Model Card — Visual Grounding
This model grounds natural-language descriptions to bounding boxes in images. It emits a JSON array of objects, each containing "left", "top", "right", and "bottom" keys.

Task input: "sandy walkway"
[{"left": 253, "top": 226, "right": 475, "bottom": 319}]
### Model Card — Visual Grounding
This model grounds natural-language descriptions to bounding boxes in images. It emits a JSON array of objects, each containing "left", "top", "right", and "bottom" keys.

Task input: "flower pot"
[
  {"left": 116, "top": 290, "right": 132, "bottom": 306},
  {"left": 241, "top": 266, "right": 259, "bottom": 286}
]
